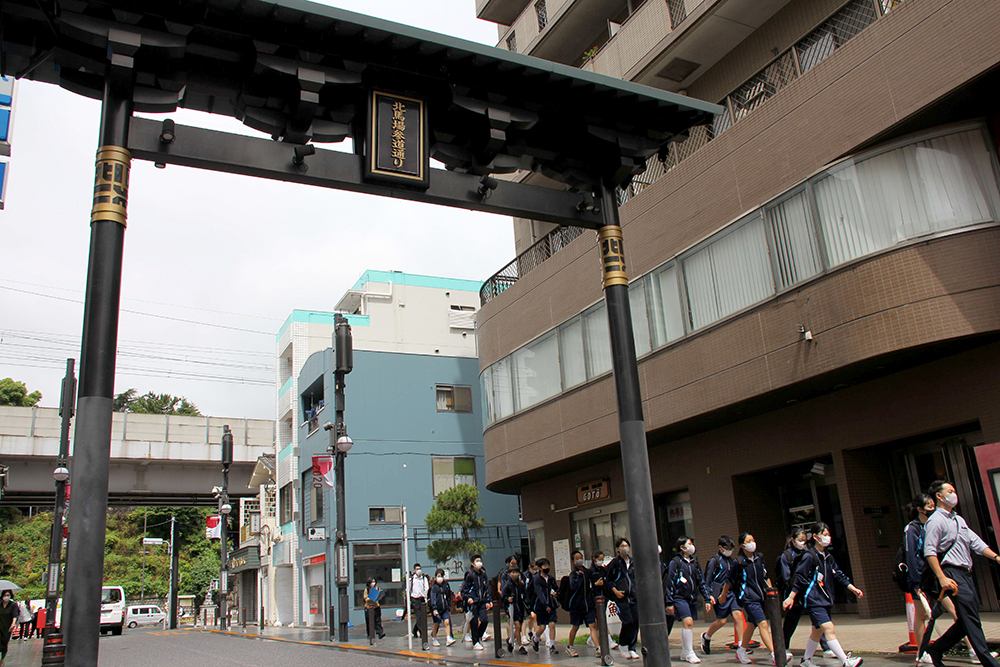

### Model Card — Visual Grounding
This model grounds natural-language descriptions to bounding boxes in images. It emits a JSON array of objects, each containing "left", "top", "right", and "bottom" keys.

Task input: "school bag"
[
  {"left": 891, "top": 543, "right": 909, "bottom": 592},
  {"left": 557, "top": 575, "right": 571, "bottom": 611},
  {"left": 774, "top": 550, "right": 804, "bottom": 593}
]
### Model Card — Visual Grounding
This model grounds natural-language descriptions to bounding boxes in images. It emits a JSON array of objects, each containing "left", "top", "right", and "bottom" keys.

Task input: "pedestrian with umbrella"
[{"left": 0, "top": 587, "right": 21, "bottom": 666}]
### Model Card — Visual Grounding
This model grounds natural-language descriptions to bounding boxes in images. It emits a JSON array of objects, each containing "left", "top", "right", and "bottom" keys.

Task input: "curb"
[{"left": 194, "top": 628, "right": 561, "bottom": 667}]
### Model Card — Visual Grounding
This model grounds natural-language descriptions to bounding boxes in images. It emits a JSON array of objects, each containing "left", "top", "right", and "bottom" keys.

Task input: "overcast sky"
[{"left": 0, "top": 1, "right": 511, "bottom": 420}]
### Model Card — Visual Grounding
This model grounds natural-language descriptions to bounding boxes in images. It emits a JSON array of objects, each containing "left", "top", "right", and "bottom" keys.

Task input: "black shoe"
[
  {"left": 702, "top": 633, "right": 711, "bottom": 655},
  {"left": 519, "top": 646, "right": 528, "bottom": 655},
  {"left": 926, "top": 647, "right": 946, "bottom": 667},
  {"left": 533, "top": 636, "right": 539, "bottom": 652}
]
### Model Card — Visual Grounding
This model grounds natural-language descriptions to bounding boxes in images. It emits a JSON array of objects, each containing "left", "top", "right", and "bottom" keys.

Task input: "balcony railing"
[
  {"left": 483, "top": 0, "right": 904, "bottom": 304},
  {"left": 480, "top": 225, "right": 586, "bottom": 305}
]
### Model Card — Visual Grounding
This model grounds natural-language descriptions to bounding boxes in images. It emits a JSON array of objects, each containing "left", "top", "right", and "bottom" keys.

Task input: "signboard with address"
[{"left": 364, "top": 89, "right": 429, "bottom": 189}]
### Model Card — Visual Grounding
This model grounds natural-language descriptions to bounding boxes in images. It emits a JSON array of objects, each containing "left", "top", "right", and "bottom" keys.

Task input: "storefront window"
[
  {"left": 353, "top": 543, "right": 403, "bottom": 608},
  {"left": 655, "top": 489, "right": 694, "bottom": 550}
]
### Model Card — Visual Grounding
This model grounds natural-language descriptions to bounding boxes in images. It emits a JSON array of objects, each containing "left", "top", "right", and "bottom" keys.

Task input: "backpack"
[
  {"left": 557, "top": 575, "right": 571, "bottom": 611},
  {"left": 774, "top": 550, "right": 803, "bottom": 593},
  {"left": 891, "top": 543, "right": 909, "bottom": 592}
]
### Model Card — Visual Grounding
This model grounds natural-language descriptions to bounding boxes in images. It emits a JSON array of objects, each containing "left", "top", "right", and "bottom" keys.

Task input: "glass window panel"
[
  {"left": 432, "top": 457, "right": 453, "bottom": 496},
  {"left": 559, "top": 317, "right": 586, "bottom": 390},
  {"left": 492, "top": 357, "right": 514, "bottom": 420},
  {"left": 512, "top": 330, "right": 561, "bottom": 410},
  {"left": 454, "top": 457, "right": 477, "bottom": 487},
  {"left": 813, "top": 161, "right": 887, "bottom": 266},
  {"left": 480, "top": 366, "right": 494, "bottom": 425},
  {"left": 711, "top": 215, "right": 774, "bottom": 318},
  {"left": 649, "top": 264, "right": 684, "bottom": 347},
  {"left": 765, "top": 189, "right": 823, "bottom": 289},
  {"left": 583, "top": 303, "right": 612, "bottom": 378},
  {"left": 629, "top": 280, "right": 652, "bottom": 357},
  {"left": 683, "top": 246, "right": 719, "bottom": 330},
  {"left": 611, "top": 510, "right": 630, "bottom": 545}
]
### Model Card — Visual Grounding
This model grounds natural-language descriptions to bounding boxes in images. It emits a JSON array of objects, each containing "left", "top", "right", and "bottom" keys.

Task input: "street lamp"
[
  {"left": 329, "top": 314, "right": 352, "bottom": 642},
  {"left": 335, "top": 435, "right": 353, "bottom": 453},
  {"left": 218, "top": 425, "right": 233, "bottom": 631}
]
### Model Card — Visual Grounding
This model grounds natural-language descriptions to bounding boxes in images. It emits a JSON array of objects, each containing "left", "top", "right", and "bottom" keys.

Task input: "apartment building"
[
  {"left": 277, "top": 270, "right": 523, "bottom": 627},
  {"left": 476, "top": 0, "right": 1000, "bottom": 617}
]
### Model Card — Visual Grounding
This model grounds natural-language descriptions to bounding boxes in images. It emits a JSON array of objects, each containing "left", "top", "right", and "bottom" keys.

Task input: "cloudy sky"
[{"left": 0, "top": 1, "right": 511, "bottom": 420}]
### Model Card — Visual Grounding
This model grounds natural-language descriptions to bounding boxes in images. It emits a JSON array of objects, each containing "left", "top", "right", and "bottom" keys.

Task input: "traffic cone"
[{"left": 899, "top": 593, "right": 918, "bottom": 653}]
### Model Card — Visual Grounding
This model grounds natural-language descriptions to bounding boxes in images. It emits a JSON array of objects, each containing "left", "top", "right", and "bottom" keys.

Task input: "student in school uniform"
[
  {"left": 720, "top": 532, "right": 776, "bottom": 665},
  {"left": 586, "top": 550, "right": 620, "bottom": 652},
  {"left": 665, "top": 536, "right": 713, "bottom": 664},
  {"left": 701, "top": 535, "right": 745, "bottom": 655},
  {"left": 523, "top": 561, "right": 541, "bottom": 646},
  {"left": 566, "top": 550, "right": 600, "bottom": 657},
  {"left": 783, "top": 522, "right": 864, "bottom": 667},
  {"left": 607, "top": 537, "right": 641, "bottom": 660},
  {"left": 497, "top": 555, "right": 517, "bottom": 652},
  {"left": 779, "top": 529, "right": 832, "bottom": 659},
  {"left": 529, "top": 558, "right": 560, "bottom": 654},
  {"left": 430, "top": 569, "right": 457, "bottom": 647},
  {"left": 501, "top": 565, "right": 529, "bottom": 654},
  {"left": 461, "top": 554, "right": 493, "bottom": 651}
]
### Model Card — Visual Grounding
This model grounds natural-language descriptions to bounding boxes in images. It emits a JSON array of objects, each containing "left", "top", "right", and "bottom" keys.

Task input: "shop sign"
[
  {"left": 228, "top": 546, "right": 260, "bottom": 574},
  {"left": 577, "top": 479, "right": 610, "bottom": 505},
  {"left": 304, "top": 553, "right": 326, "bottom": 567},
  {"left": 364, "top": 89, "right": 429, "bottom": 189}
]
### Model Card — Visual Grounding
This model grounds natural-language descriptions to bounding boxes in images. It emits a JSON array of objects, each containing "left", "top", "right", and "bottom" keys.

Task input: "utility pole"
[
  {"left": 42, "top": 358, "right": 75, "bottom": 665},
  {"left": 169, "top": 515, "right": 179, "bottom": 629},
  {"left": 140, "top": 508, "right": 148, "bottom": 600},
  {"left": 219, "top": 426, "right": 233, "bottom": 631}
]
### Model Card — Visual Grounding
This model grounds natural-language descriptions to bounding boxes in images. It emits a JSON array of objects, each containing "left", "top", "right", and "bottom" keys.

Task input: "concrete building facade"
[{"left": 476, "top": 0, "right": 1000, "bottom": 618}]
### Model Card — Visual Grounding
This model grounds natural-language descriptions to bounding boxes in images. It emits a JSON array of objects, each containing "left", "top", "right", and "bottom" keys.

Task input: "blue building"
[{"left": 282, "top": 271, "right": 523, "bottom": 627}]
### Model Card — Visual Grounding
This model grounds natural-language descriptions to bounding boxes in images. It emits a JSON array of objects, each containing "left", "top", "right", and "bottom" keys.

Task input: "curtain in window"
[
  {"left": 513, "top": 331, "right": 561, "bottom": 410},
  {"left": 649, "top": 264, "right": 685, "bottom": 347},
  {"left": 583, "top": 303, "right": 613, "bottom": 378},
  {"left": 629, "top": 280, "right": 652, "bottom": 357},
  {"left": 766, "top": 189, "right": 823, "bottom": 289},
  {"left": 480, "top": 366, "right": 494, "bottom": 424},
  {"left": 559, "top": 317, "right": 587, "bottom": 390},
  {"left": 433, "top": 458, "right": 453, "bottom": 496},
  {"left": 683, "top": 246, "right": 718, "bottom": 330},
  {"left": 491, "top": 357, "right": 514, "bottom": 421},
  {"left": 454, "top": 458, "right": 476, "bottom": 487},
  {"left": 815, "top": 128, "right": 1000, "bottom": 267}
]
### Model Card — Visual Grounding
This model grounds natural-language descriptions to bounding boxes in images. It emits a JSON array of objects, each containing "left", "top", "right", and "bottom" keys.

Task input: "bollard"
[
  {"left": 764, "top": 588, "right": 786, "bottom": 667},
  {"left": 260, "top": 605, "right": 265, "bottom": 634},
  {"left": 419, "top": 601, "right": 429, "bottom": 650},
  {"left": 242, "top": 607, "right": 247, "bottom": 632},
  {"left": 492, "top": 601, "right": 505, "bottom": 659},
  {"left": 596, "top": 596, "right": 613, "bottom": 666},
  {"left": 41, "top": 631, "right": 66, "bottom": 666},
  {"left": 367, "top": 607, "right": 376, "bottom": 645}
]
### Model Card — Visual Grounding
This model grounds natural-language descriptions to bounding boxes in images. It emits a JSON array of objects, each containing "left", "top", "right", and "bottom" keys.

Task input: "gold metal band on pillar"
[
  {"left": 91, "top": 145, "right": 131, "bottom": 227},
  {"left": 597, "top": 224, "right": 628, "bottom": 288}
]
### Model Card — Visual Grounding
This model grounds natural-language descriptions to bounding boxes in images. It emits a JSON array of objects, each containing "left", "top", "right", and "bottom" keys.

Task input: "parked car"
[
  {"left": 101, "top": 586, "right": 126, "bottom": 635},
  {"left": 125, "top": 605, "right": 166, "bottom": 628}
]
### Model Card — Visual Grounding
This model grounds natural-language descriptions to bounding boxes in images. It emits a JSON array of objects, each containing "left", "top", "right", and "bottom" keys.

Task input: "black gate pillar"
[
  {"left": 597, "top": 180, "right": 671, "bottom": 667},
  {"left": 63, "top": 32, "right": 136, "bottom": 667}
]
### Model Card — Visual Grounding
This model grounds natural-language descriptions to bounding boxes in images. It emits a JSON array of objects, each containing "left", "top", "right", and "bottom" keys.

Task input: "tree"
[
  {"left": 113, "top": 389, "right": 202, "bottom": 416},
  {"left": 424, "top": 484, "right": 487, "bottom": 565},
  {"left": 0, "top": 378, "right": 42, "bottom": 407}
]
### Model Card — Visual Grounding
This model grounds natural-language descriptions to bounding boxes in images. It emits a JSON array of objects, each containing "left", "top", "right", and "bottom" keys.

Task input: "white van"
[
  {"left": 125, "top": 605, "right": 166, "bottom": 628},
  {"left": 100, "top": 586, "right": 126, "bottom": 635}
]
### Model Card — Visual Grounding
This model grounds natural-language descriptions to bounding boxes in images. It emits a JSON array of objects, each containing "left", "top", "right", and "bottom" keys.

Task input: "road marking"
[{"left": 399, "top": 650, "right": 446, "bottom": 658}]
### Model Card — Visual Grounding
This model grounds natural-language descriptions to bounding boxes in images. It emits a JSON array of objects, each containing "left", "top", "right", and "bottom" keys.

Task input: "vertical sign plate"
[{"left": 364, "top": 90, "right": 429, "bottom": 189}]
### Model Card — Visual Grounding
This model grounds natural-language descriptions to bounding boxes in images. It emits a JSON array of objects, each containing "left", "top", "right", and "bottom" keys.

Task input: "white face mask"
[
  {"left": 473, "top": 561, "right": 483, "bottom": 570},
  {"left": 816, "top": 535, "right": 831, "bottom": 547},
  {"left": 414, "top": 569, "right": 421, "bottom": 576},
  {"left": 682, "top": 544, "right": 696, "bottom": 556},
  {"left": 743, "top": 542, "right": 757, "bottom": 554},
  {"left": 793, "top": 540, "right": 807, "bottom": 551},
  {"left": 436, "top": 577, "right": 443, "bottom": 584},
  {"left": 941, "top": 492, "right": 959, "bottom": 508},
  {"left": 721, "top": 549, "right": 733, "bottom": 558}
]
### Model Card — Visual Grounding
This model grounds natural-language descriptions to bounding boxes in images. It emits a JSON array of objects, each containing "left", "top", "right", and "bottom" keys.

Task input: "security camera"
[{"left": 323, "top": 422, "right": 334, "bottom": 431}]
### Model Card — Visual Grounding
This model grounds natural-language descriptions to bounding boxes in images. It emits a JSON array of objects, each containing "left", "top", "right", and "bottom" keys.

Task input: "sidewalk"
[{"left": 200, "top": 612, "right": 1000, "bottom": 666}]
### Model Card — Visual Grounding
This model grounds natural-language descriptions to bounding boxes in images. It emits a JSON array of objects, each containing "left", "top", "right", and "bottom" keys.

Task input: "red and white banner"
[
  {"left": 312, "top": 455, "right": 335, "bottom": 489},
  {"left": 206, "top": 515, "right": 222, "bottom": 540}
]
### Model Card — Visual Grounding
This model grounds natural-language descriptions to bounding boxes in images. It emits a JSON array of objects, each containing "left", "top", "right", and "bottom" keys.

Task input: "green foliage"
[
  {"left": 0, "top": 378, "right": 42, "bottom": 407},
  {"left": 424, "top": 484, "right": 487, "bottom": 564},
  {"left": 113, "top": 389, "right": 201, "bottom": 416},
  {"left": 0, "top": 507, "right": 222, "bottom": 603}
]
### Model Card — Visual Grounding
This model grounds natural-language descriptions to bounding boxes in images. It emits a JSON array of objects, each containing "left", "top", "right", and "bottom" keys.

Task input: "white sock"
[
  {"left": 805, "top": 638, "right": 819, "bottom": 660},
  {"left": 826, "top": 639, "right": 848, "bottom": 663},
  {"left": 682, "top": 628, "right": 693, "bottom": 656}
]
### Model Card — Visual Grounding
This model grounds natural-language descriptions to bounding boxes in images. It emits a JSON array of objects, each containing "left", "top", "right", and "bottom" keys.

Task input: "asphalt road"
[{"left": 1, "top": 628, "right": 422, "bottom": 667}]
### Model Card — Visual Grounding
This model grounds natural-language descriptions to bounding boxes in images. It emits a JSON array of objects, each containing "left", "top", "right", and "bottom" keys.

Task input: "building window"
[
  {"left": 279, "top": 482, "right": 293, "bottom": 526},
  {"left": 263, "top": 484, "right": 277, "bottom": 518},
  {"left": 369, "top": 507, "right": 402, "bottom": 524},
  {"left": 301, "top": 471, "right": 324, "bottom": 530},
  {"left": 353, "top": 543, "right": 403, "bottom": 608},
  {"left": 535, "top": 0, "right": 548, "bottom": 31},
  {"left": 436, "top": 385, "right": 473, "bottom": 412},
  {"left": 433, "top": 457, "right": 477, "bottom": 496},
  {"left": 449, "top": 305, "right": 477, "bottom": 330},
  {"left": 527, "top": 521, "right": 546, "bottom": 561},
  {"left": 506, "top": 33, "right": 517, "bottom": 53}
]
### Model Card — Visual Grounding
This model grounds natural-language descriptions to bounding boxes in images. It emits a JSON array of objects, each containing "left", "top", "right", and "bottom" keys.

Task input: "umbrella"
[{"left": 0, "top": 581, "right": 22, "bottom": 593}]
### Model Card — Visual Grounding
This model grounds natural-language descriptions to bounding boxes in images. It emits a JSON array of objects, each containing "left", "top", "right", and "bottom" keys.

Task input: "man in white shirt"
[{"left": 410, "top": 563, "right": 431, "bottom": 649}]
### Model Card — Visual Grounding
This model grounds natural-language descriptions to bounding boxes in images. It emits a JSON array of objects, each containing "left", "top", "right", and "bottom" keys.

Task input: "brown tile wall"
[{"left": 518, "top": 341, "right": 1000, "bottom": 617}]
